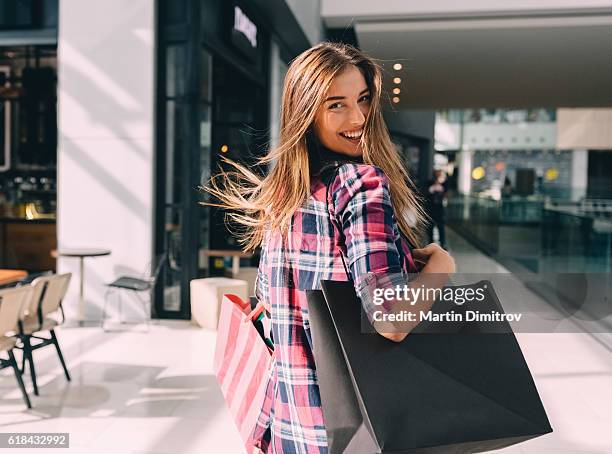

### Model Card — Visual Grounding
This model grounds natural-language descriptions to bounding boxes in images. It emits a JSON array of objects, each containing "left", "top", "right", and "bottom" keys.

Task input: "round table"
[
  {"left": 0, "top": 269, "right": 28, "bottom": 287},
  {"left": 52, "top": 248, "right": 111, "bottom": 324}
]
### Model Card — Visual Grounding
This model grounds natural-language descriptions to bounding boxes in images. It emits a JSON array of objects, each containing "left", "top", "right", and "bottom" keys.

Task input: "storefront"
[
  {"left": 0, "top": 1, "right": 58, "bottom": 273},
  {"left": 155, "top": 0, "right": 315, "bottom": 318}
]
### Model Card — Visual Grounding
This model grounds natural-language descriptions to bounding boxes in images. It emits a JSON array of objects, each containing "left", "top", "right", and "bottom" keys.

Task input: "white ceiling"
[
  {"left": 322, "top": 3, "right": 612, "bottom": 108},
  {"left": 322, "top": 0, "right": 612, "bottom": 26}
]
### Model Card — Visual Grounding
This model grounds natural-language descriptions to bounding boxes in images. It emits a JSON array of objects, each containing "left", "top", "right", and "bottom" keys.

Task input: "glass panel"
[
  {"left": 199, "top": 104, "right": 211, "bottom": 271},
  {"left": 447, "top": 195, "right": 612, "bottom": 274},
  {"left": 0, "top": 101, "right": 7, "bottom": 170},
  {"left": 213, "top": 63, "right": 255, "bottom": 123},
  {"left": 200, "top": 49, "right": 212, "bottom": 103},
  {"left": 165, "top": 100, "right": 183, "bottom": 205},
  {"left": 215, "top": 95, "right": 255, "bottom": 124},
  {"left": 198, "top": 104, "right": 212, "bottom": 187},
  {"left": 163, "top": 206, "right": 182, "bottom": 311},
  {"left": 209, "top": 125, "right": 258, "bottom": 251},
  {"left": 166, "top": 45, "right": 186, "bottom": 98}
]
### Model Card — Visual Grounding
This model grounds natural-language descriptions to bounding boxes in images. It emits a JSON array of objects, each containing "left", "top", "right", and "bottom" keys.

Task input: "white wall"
[
  {"left": 557, "top": 109, "right": 612, "bottom": 150},
  {"left": 286, "top": 0, "right": 324, "bottom": 44},
  {"left": 57, "top": 0, "right": 155, "bottom": 321}
]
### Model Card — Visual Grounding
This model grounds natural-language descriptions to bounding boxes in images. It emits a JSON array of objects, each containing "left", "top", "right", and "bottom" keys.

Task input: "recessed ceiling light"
[
  {"left": 221, "top": 145, "right": 229, "bottom": 153},
  {"left": 392, "top": 96, "right": 400, "bottom": 103},
  {"left": 393, "top": 88, "right": 401, "bottom": 95},
  {"left": 393, "top": 63, "right": 402, "bottom": 71},
  {"left": 393, "top": 77, "right": 401, "bottom": 84}
]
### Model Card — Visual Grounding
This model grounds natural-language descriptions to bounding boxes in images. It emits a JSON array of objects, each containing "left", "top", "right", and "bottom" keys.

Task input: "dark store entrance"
[
  {"left": 587, "top": 150, "right": 612, "bottom": 199},
  {"left": 209, "top": 59, "right": 267, "bottom": 258},
  {"left": 156, "top": 0, "right": 269, "bottom": 319}
]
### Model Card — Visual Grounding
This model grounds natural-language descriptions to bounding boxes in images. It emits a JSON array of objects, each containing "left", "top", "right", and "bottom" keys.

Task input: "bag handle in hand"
[{"left": 323, "top": 164, "right": 352, "bottom": 281}]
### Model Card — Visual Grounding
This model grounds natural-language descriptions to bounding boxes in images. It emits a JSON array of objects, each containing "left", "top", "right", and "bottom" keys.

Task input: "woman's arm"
[
  {"left": 330, "top": 164, "right": 455, "bottom": 343},
  {"left": 376, "top": 243, "right": 455, "bottom": 342}
]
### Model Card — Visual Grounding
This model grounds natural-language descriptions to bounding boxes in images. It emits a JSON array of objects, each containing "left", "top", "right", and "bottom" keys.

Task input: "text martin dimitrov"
[
  {"left": 371, "top": 285, "right": 523, "bottom": 323},
  {"left": 372, "top": 310, "right": 522, "bottom": 323}
]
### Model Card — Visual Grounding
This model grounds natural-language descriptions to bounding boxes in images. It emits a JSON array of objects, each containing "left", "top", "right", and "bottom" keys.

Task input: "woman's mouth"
[{"left": 339, "top": 129, "right": 363, "bottom": 143}]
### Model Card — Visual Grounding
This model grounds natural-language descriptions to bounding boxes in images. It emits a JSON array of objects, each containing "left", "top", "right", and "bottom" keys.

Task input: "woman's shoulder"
[{"left": 330, "top": 163, "right": 390, "bottom": 198}]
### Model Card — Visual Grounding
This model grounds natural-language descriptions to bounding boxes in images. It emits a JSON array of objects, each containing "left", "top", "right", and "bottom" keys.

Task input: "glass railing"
[
  {"left": 447, "top": 193, "right": 612, "bottom": 337},
  {"left": 447, "top": 193, "right": 612, "bottom": 274}
]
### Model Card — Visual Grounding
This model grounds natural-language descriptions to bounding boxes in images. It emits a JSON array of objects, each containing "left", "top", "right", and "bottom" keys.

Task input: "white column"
[
  {"left": 57, "top": 0, "right": 155, "bottom": 321},
  {"left": 268, "top": 40, "right": 288, "bottom": 173},
  {"left": 457, "top": 149, "right": 473, "bottom": 195},
  {"left": 571, "top": 149, "right": 588, "bottom": 201}
]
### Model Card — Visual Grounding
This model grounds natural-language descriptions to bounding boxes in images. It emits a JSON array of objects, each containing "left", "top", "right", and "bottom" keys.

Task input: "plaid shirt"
[{"left": 252, "top": 163, "right": 418, "bottom": 453}]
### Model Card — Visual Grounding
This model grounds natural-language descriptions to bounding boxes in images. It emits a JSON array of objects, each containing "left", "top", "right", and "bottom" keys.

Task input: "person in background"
[
  {"left": 502, "top": 177, "right": 513, "bottom": 198},
  {"left": 426, "top": 169, "right": 448, "bottom": 249}
]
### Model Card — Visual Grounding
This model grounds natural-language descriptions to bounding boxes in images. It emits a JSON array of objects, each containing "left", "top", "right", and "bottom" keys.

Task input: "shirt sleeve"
[{"left": 329, "top": 164, "right": 408, "bottom": 321}]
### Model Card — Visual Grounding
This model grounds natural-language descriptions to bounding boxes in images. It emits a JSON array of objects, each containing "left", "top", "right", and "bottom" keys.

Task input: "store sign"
[{"left": 233, "top": 6, "right": 257, "bottom": 49}]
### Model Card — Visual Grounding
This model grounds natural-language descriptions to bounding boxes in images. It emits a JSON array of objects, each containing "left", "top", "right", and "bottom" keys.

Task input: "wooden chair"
[
  {"left": 0, "top": 286, "right": 34, "bottom": 408},
  {"left": 16, "top": 273, "right": 72, "bottom": 396}
]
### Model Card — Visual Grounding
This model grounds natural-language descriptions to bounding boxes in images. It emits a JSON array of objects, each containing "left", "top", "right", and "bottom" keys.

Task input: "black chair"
[{"left": 102, "top": 254, "right": 166, "bottom": 332}]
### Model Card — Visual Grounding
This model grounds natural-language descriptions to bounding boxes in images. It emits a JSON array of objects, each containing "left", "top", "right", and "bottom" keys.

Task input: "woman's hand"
[
  {"left": 378, "top": 243, "right": 455, "bottom": 342},
  {"left": 412, "top": 243, "right": 444, "bottom": 261},
  {"left": 412, "top": 243, "right": 455, "bottom": 273}
]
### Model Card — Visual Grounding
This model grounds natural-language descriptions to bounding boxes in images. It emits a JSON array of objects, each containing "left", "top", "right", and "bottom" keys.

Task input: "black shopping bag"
[{"left": 306, "top": 280, "right": 552, "bottom": 454}]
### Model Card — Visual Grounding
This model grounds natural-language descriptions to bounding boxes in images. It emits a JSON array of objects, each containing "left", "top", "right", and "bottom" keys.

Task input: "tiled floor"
[{"left": 0, "top": 229, "right": 611, "bottom": 453}]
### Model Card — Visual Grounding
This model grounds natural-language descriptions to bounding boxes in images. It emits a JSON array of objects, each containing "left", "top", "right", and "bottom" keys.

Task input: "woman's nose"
[{"left": 349, "top": 105, "right": 365, "bottom": 125}]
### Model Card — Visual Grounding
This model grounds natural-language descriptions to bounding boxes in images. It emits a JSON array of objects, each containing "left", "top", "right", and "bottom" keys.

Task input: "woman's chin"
[
  {"left": 324, "top": 140, "right": 364, "bottom": 158},
  {"left": 337, "top": 144, "right": 363, "bottom": 158},
  {"left": 345, "top": 147, "right": 364, "bottom": 158}
]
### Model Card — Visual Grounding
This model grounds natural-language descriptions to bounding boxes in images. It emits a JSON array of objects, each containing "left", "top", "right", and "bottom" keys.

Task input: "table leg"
[
  {"left": 232, "top": 256, "right": 240, "bottom": 276},
  {"left": 78, "top": 257, "right": 85, "bottom": 326}
]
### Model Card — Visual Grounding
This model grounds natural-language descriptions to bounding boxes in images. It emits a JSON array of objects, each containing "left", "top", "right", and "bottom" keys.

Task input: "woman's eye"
[
  {"left": 329, "top": 102, "right": 343, "bottom": 110},
  {"left": 359, "top": 95, "right": 371, "bottom": 103}
]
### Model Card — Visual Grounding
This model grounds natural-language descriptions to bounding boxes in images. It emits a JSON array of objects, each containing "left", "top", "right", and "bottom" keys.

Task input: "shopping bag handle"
[
  {"left": 224, "top": 293, "right": 250, "bottom": 310},
  {"left": 323, "top": 164, "right": 352, "bottom": 281},
  {"left": 245, "top": 301, "right": 267, "bottom": 323},
  {"left": 246, "top": 301, "right": 275, "bottom": 351}
]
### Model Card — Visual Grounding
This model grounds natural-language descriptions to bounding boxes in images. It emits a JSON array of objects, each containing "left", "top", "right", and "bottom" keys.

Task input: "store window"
[
  {"left": 0, "top": 45, "right": 57, "bottom": 271},
  {"left": 156, "top": 0, "right": 269, "bottom": 318}
]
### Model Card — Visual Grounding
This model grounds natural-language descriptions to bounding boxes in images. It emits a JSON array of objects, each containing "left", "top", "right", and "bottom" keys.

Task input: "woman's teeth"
[{"left": 340, "top": 130, "right": 363, "bottom": 140}]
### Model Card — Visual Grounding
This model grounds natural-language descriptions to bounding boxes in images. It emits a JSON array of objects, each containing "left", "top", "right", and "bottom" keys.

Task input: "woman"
[{"left": 207, "top": 42, "right": 455, "bottom": 453}]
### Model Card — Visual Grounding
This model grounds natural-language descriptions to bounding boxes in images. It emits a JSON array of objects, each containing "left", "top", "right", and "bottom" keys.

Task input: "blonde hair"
[{"left": 205, "top": 42, "right": 425, "bottom": 251}]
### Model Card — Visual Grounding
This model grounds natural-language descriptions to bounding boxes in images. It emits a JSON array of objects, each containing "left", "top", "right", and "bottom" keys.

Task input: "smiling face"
[{"left": 313, "top": 65, "right": 371, "bottom": 157}]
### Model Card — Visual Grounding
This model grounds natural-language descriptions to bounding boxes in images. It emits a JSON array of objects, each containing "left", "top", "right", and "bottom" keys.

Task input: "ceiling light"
[
  {"left": 393, "top": 88, "right": 401, "bottom": 95},
  {"left": 393, "top": 77, "right": 401, "bottom": 84},
  {"left": 392, "top": 97, "right": 400, "bottom": 103},
  {"left": 393, "top": 63, "right": 402, "bottom": 71},
  {"left": 220, "top": 145, "right": 229, "bottom": 153}
]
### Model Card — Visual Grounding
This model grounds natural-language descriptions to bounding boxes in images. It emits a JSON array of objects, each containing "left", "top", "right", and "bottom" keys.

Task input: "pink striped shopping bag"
[{"left": 214, "top": 293, "right": 273, "bottom": 451}]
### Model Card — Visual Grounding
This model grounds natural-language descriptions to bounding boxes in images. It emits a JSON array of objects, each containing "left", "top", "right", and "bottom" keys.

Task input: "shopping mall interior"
[{"left": 0, "top": 0, "right": 610, "bottom": 452}]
